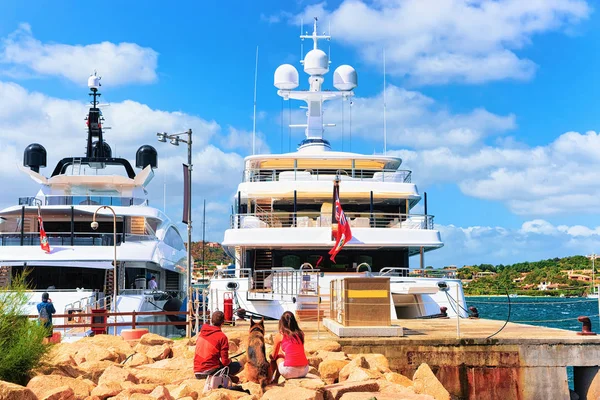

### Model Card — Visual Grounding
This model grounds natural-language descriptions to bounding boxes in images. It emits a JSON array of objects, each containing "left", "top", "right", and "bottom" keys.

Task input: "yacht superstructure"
[
  {"left": 0, "top": 75, "right": 189, "bottom": 336},
  {"left": 210, "top": 19, "right": 467, "bottom": 322}
]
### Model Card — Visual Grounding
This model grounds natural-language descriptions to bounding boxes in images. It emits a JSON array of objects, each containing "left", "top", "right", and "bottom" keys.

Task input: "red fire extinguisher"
[{"left": 223, "top": 292, "right": 233, "bottom": 322}]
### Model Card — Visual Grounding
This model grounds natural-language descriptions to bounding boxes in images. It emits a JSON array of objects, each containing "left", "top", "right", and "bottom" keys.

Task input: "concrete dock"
[{"left": 222, "top": 317, "right": 600, "bottom": 400}]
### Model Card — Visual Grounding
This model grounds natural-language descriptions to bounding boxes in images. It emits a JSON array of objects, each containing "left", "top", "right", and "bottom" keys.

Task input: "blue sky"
[{"left": 1, "top": 0, "right": 600, "bottom": 268}]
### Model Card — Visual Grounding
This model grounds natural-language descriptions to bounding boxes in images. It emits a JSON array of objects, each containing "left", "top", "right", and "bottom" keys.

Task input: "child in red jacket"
[{"left": 194, "top": 311, "right": 241, "bottom": 379}]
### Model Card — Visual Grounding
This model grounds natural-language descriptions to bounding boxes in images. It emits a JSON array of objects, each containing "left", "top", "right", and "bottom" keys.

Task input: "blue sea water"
[{"left": 466, "top": 296, "right": 600, "bottom": 390}]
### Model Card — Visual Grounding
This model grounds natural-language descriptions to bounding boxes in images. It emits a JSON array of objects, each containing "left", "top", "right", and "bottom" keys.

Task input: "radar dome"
[
  {"left": 333, "top": 65, "right": 357, "bottom": 91},
  {"left": 304, "top": 49, "right": 329, "bottom": 75},
  {"left": 274, "top": 64, "right": 299, "bottom": 90},
  {"left": 88, "top": 75, "right": 100, "bottom": 90}
]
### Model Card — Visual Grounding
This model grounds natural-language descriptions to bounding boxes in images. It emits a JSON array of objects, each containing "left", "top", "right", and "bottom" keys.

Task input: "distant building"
[
  {"left": 474, "top": 271, "right": 497, "bottom": 279},
  {"left": 206, "top": 242, "right": 221, "bottom": 248}
]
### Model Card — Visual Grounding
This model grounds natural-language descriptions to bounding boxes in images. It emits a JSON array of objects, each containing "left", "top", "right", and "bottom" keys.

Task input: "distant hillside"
[
  {"left": 188, "top": 241, "right": 232, "bottom": 267},
  {"left": 459, "top": 255, "right": 595, "bottom": 296}
]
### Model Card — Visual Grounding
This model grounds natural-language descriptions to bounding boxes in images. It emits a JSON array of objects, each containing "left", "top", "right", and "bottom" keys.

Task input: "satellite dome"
[
  {"left": 304, "top": 49, "right": 329, "bottom": 75},
  {"left": 23, "top": 143, "right": 47, "bottom": 173},
  {"left": 274, "top": 64, "right": 299, "bottom": 90},
  {"left": 333, "top": 65, "right": 357, "bottom": 91},
  {"left": 88, "top": 75, "right": 101, "bottom": 90},
  {"left": 136, "top": 145, "right": 158, "bottom": 169}
]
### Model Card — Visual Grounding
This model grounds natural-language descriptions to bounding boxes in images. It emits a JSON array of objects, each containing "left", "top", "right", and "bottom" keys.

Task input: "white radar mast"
[{"left": 274, "top": 17, "right": 357, "bottom": 152}]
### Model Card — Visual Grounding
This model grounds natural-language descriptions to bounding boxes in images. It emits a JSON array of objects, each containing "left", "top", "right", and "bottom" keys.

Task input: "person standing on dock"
[{"left": 37, "top": 292, "right": 56, "bottom": 340}]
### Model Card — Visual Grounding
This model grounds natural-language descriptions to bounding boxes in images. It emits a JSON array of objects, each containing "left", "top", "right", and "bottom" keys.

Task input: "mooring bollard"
[
  {"left": 577, "top": 316, "right": 597, "bottom": 336},
  {"left": 469, "top": 306, "right": 479, "bottom": 319},
  {"left": 440, "top": 306, "right": 448, "bottom": 318}
]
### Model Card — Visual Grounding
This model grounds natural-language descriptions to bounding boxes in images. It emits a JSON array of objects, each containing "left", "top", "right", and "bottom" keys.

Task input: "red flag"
[
  {"left": 329, "top": 187, "right": 352, "bottom": 263},
  {"left": 38, "top": 216, "right": 50, "bottom": 253}
]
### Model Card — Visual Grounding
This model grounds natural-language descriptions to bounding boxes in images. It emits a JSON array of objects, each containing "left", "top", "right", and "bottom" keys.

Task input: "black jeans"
[{"left": 195, "top": 361, "right": 242, "bottom": 379}]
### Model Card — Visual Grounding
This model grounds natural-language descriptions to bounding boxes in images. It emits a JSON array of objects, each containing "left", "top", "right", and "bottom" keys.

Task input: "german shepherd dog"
[{"left": 245, "top": 317, "right": 273, "bottom": 387}]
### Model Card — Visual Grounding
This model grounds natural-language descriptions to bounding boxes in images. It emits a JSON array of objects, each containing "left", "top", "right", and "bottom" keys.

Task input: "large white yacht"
[
  {"left": 0, "top": 76, "right": 188, "bottom": 336},
  {"left": 209, "top": 19, "right": 467, "bottom": 322}
]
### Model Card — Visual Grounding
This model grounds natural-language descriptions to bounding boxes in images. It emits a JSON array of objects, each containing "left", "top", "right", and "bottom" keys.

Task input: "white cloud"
[
  {"left": 219, "top": 127, "right": 271, "bottom": 155},
  {"left": 283, "top": 85, "right": 515, "bottom": 149},
  {"left": 422, "top": 220, "right": 600, "bottom": 267},
  {"left": 0, "top": 24, "right": 158, "bottom": 86},
  {"left": 384, "top": 130, "right": 600, "bottom": 216},
  {"left": 289, "top": 0, "right": 590, "bottom": 84}
]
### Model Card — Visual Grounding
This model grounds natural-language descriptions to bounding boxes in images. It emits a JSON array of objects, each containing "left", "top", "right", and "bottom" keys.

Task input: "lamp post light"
[
  {"left": 157, "top": 129, "right": 193, "bottom": 335},
  {"left": 91, "top": 205, "right": 118, "bottom": 336}
]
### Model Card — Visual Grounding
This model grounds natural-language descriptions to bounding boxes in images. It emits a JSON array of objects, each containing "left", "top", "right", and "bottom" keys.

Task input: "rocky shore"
[{"left": 0, "top": 332, "right": 451, "bottom": 400}]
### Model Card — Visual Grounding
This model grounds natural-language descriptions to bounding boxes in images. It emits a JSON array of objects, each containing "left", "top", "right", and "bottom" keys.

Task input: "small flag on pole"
[
  {"left": 37, "top": 207, "right": 50, "bottom": 253},
  {"left": 329, "top": 180, "right": 352, "bottom": 263}
]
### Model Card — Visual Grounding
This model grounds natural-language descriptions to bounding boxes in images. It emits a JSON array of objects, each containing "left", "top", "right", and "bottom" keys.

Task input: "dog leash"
[{"left": 230, "top": 351, "right": 246, "bottom": 359}]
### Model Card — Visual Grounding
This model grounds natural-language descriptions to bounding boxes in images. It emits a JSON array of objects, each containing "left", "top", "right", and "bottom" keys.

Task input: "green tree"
[{"left": 0, "top": 271, "right": 51, "bottom": 385}]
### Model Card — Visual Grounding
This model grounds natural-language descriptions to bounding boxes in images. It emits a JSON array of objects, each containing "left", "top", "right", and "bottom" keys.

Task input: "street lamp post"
[
  {"left": 157, "top": 129, "right": 193, "bottom": 336},
  {"left": 91, "top": 206, "right": 118, "bottom": 336}
]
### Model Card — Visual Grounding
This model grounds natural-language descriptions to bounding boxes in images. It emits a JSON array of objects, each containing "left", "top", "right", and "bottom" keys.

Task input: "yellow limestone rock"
[
  {"left": 261, "top": 386, "right": 324, "bottom": 400},
  {"left": 27, "top": 375, "right": 94, "bottom": 400},
  {"left": 0, "top": 380, "right": 38, "bottom": 400},
  {"left": 319, "top": 360, "right": 351, "bottom": 384},
  {"left": 305, "top": 341, "right": 342, "bottom": 355},
  {"left": 139, "top": 333, "right": 174, "bottom": 346},
  {"left": 412, "top": 363, "right": 450, "bottom": 400},
  {"left": 40, "top": 385, "right": 75, "bottom": 400}
]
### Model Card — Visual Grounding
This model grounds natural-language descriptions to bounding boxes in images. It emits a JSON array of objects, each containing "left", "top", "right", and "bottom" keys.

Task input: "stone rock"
[
  {"left": 345, "top": 368, "right": 382, "bottom": 383},
  {"left": 307, "top": 356, "right": 323, "bottom": 369},
  {"left": 97, "top": 365, "right": 138, "bottom": 386},
  {"left": 237, "top": 396, "right": 259, "bottom": 400},
  {"left": 90, "top": 382, "right": 122, "bottom": 399},
  {"left": 228, "top": 341, "right": 239, "bottom": 354},
  {"left": 27, "top": 375, "right": 94, "bottom": 400},
  {"left": 412, "top": 363, "right": 450, "bottom": 400},
  {"left": 315, "top": 351, "right": 347, "bottom": 362},
  {"left": 146, "top": 357, "right": 189, "bottom": 370},
  {"left": 75, "top": 346, "right": 120, "bottom": 365},
  {"left": 148, "top": 386, "right": 172, "bottom": 400},
  {"left": 383, "top": 372, "right": 413, "bottom": 388},
  {"left": 283, "top": 374, "right": 326, "bottom": 391},
  {"left": 111, "top": 393, "right": 155, "bottom": 400},
  {"left": 0, "top": 380, "right": 38, "bottom": 400},
  {"left": 339, "top": 391, "right": 432, "bottom": 400},
  {"left": 145, "top": 344, "right": 173, "bottom": 361},
  {"left": 338, "top": 357, "right": 369, "bottom": 382},
  {"left": 319, "top": 360, "right": 350, "bottom": 384},
  {"left": 38, "top": 363, "right": 85, "bottom": 379},
  {"left": 81, "top": 335, "right": 134, "bottom": 357},
  {"left": 171, "top": 342, "right": 195, "bottom": 359},
  {"left": 130, "top": 366, "right": 194, "bottom": 385},
  {"left": 123, "top": 353, "right": 154, "bottom": 368},
  {"left": 77, "top": 361, "right": 118, "bottom": 383},
  {"left": 139, "top": 333, "right": 174, "bottom": 347},
  {"left": 264, "top": 333, "right": 274, "bottom": 346},
  {"left": 168, "top": 383, "right": 198, "bottom": 400},
  {"left": 224, "top": 331, "right": 247, "bottom": 347},
  {"left": 202, "top": 389, "right": 249, "bottom": 400},
  {"left": 84, "top": 396, "right": 102, "bottom": 400},
  {"left": 308, "top": 366, "right": 320, "bottom": 377},
  {"left": 323, "top": 380, "right": 380, "bottom": 400},
  {"left": 261, "top": 386, "right": 324, "bottom": 400},
  {"left": 118, "top": 382, "right": 156, "bottom": 394},
  {"left": 41, "top": 386, "right": 75, "bottom": 400},
  {"left": 347, "top": 354, "right": 390, "bottom": 374},
  {"left": 240, "top": 382, "right": 262, "bottom": 398},
  {"left": 305, "top": 341, "right": 341, "bottom": 355},
  {"left": 167, "top": 379, "right": 205, "bottom": 396}
]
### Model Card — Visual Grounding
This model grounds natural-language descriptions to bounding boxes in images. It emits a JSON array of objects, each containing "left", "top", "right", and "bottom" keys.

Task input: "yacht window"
[{"left": 164, "top": 227, "right": 185, "bottom": 251}]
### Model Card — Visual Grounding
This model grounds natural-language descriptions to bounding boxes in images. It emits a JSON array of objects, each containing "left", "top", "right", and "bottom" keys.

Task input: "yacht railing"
[
  {"left": 18, "top": 195, "right": 148, "bottom": 206},
  {"left": 0, "top": 232, "right": 155, "bottom": 246},
  {"left": 243, "top": 168, "right": 412, "bottom": 183},
  {"left": 230, "top": 212, "right": 434, "bottom": 230}
]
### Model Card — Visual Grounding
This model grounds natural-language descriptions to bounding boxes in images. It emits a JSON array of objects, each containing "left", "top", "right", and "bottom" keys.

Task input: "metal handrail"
[
  {"left": 242, "top": 168, "right": 412, "bottom": 183},
  {"left": 18, "top": 195, "right": 147, "bottom": 206},
  {"left": 0, "top": 232, "right": 156, "bottom": 246},
  {"left": 230, "top": 212, "right": 434, "bottom": 230}
]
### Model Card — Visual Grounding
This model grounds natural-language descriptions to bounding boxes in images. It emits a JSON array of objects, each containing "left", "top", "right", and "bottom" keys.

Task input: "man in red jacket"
[{"left": 194, "top": 311, "right": 241, "bottom": 379}]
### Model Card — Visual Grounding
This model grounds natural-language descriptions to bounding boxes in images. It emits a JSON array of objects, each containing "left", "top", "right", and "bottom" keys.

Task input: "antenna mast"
[
  {"left": 383, "top": 48, "right": 387, "bottom": 155},
  {"left": 252, "top": 46, "right": 259, "bottom": 155}
]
